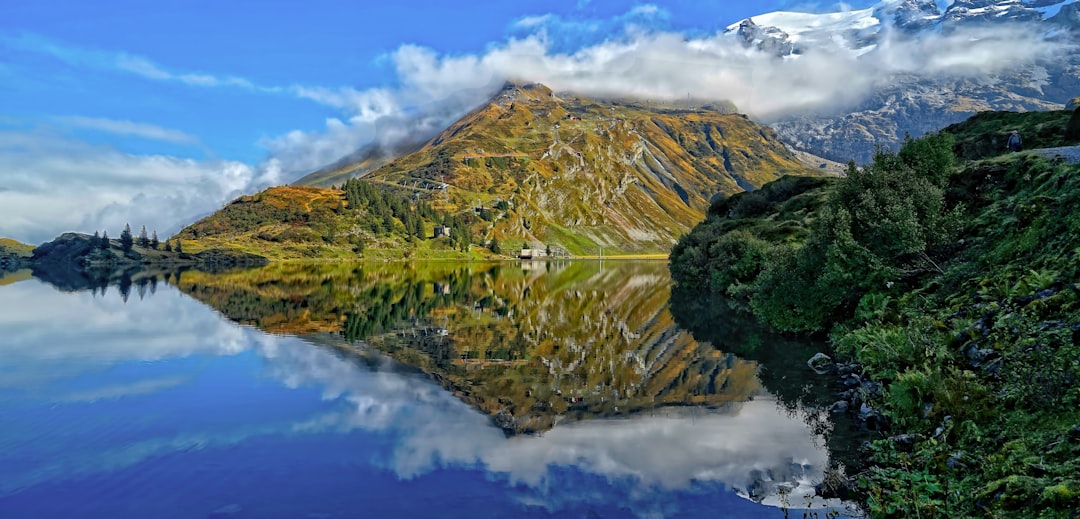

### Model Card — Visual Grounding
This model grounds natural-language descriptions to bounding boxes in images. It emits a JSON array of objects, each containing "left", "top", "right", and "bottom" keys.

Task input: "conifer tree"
[
  {"left": 90, "top": 231, "right": 101, "bottom": 249},
  {"left": 137, "top": 225, "right": 149, "bottom": 248},
  {"left": 100, "top": 230, "right": 110, "bottom": 250},
  {"left": 174, "top": 239, "right": 183, "bottom": 254},
  {"left": 150, "top": 230, "right": 159, "bottom": 250},
  {"left": 120, "top": 224, "right": 134, "bottom": 252},
  {"left": 164, "top": 241, "right": 173, "bottom": 252}
]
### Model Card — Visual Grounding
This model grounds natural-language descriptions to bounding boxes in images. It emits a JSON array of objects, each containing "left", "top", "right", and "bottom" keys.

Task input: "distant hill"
[
  {"left": 293, "top": 82, "right": 817, "bottom": 255},
  {"left": 0, "top": 238, "right": 33, "bottom": 272}
]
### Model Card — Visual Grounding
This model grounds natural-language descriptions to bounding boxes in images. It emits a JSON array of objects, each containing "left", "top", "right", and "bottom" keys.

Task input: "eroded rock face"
[
  {"left": 876, "top": 0, "right": 942, "bottom": 31},
  {"left": 1067, "top": 97, "right": 1080, "bottom": 111},
  {"left": 942, "top": 0, "right": 1043, "bottom": 27}
]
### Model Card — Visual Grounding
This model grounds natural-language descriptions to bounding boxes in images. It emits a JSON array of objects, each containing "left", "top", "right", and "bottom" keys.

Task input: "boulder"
[
  {"left": 806, "top": 352, "right": 835, "bottom": 374},
  {"left": 1067, "top": 97, "right": 1080, "bottom": 112}
]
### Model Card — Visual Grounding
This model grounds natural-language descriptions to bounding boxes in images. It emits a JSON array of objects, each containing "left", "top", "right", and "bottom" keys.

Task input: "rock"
[
  {"left": 859, "top": 380, "right": 884, "bottom": 400},
  {"left": 829, "top": 400, "right": 850, "bottom": 414},
  {"left": 889, "top": 433, "right": 918, "bottom": 451},
  {"left": 859, "top": 403, "right": 887, "bottom": 430},
  {"left": 807, "top": 352, "right": 835, "bottom": 374},
  {"left": 1035, "top": 288, "right": 1057, "bottom": 299},
  {"left": 842, "top": 374, "right": 862, "bottom": 388},
  {"left": 1067, "top": 97, "right": 1080, "bottom": 112},
  {"left": 933, "top": 416, "right": 953, "bottom": 439},
  {"left": 947, "top": 452, "right": 968, "bottom": 470}
]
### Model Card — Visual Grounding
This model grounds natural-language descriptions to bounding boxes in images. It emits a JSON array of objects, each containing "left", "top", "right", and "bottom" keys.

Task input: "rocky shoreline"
[{"left": 3, "top": 233, "right": 268, "bottom": 290}]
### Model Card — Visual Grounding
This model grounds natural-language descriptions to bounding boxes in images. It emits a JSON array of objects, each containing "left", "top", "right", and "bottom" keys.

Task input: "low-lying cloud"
[
  {"left": 0, "top": 130, "right": 282, "bottom": 243},
  {"left": 275, "top": 13, "right": 1066, "bottom": 174}
]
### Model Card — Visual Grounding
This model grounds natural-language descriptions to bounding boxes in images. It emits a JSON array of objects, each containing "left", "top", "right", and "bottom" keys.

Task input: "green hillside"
[
  {"left": 670, "top": 113, "right": 1080, "bottom": 516},
  {"left": 175, "top": 184, "right": 493, "bottom": 261},
  {"left": 294, "top": 82, "right": 819, "bottom": 255},
  {"left": 944, "top": 109, "right": 1080, "bottom": 160}
]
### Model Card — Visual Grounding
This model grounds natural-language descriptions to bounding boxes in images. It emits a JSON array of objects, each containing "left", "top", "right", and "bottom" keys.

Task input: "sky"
[{"left": 0, "top": 0, "right": 1059, "bottom": 244}]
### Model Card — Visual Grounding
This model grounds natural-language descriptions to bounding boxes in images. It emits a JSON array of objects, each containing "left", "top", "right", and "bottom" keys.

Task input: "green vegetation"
[
  {"left": 944, "top": 109, "right": 1079, "bottom": 160},
  {"left": 671, "top": 114, "right": 1080, "bottom": 517},
  {"left": 176, "top": 183, "right": 490, "bottom": 261}
]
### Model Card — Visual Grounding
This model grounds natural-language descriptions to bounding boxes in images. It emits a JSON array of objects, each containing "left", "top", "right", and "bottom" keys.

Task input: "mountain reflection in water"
[{"left": 0, "top": 262, "right": 859, "bottom": 518}]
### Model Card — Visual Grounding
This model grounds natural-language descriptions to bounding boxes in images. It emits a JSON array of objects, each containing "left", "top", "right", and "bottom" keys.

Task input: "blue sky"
[
  {"left": 0, "top": 0, "right": 1032, "bottom": 244},
  {"left": 3, "top": 1, "right": 883, "bottom": 164}
]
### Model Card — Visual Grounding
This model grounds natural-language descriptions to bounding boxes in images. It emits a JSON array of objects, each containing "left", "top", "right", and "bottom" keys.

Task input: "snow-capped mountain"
[
  {"left": 728, "top": 0, "right": 1079, "bottom": 161},
  {"left": 728, "top": 0, "right": 1076, "bottom": 56}
]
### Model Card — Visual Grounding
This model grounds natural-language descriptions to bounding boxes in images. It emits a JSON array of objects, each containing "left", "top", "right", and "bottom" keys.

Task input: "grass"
[
  {"left": 0, "top": 238, "right": 34, "bottom": 257},
  {"left": 944, "top": 110, "right": 1078, "bottom": 161},
  {"left": 292, "top": 82, "right": 821, "bottom": 255}
]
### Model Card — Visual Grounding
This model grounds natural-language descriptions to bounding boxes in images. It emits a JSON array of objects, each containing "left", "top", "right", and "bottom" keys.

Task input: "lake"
[{"left": 0, "top": 261, "right": 862, "bottom": 518}]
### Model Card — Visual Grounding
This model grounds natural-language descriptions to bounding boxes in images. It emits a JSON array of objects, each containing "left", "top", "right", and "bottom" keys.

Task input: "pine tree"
[
  {"left": 100, "top": 230, "right": 110, "bottom": 250},
  {"left": 90, "top": 231, "right": 101, "bottom": 249},
  {"left": 150, "top": 230, "right": 159, "bottom": 250},
  {"left": 120, "top": 224, "right": 134, "bottom": 252},
  {"left": 174, "top": 239, "right": 183, "bottom": 254},
  {"left": 164, "top": 241, "right": 173, "bottom": 252},
  {"left": 137, "top": 225, "right": 149, "bottom": 248}
]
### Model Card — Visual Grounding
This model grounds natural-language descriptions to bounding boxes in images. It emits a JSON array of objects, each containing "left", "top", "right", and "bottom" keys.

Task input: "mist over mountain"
[{"left": 289, "top": 0, "right": 1075, "bottom": 178}]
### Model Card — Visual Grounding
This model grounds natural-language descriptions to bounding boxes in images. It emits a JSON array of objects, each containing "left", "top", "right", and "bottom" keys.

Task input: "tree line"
[
  {"left": 341, "top": 178, "right": 473, "bottom": 251},
  {"left": 89, "top": 224, "right": 183, "bottom": 253}
]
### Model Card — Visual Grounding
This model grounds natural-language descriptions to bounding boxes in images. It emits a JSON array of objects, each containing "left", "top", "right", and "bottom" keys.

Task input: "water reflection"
[
  {"left": 0, "top": 263, "right": 858, "bottom": 517},
  {"left": 172, "top": 262, "right": 768, "bottom": 435}
]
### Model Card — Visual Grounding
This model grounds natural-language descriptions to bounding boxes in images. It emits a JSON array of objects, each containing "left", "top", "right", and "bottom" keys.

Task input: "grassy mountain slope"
[
  {"left": 944, "top": 109, "right": 1080, "bottom": 161},
  {"left": 0, "top": 238, "right": 34, "bottom": 273},
  {"left": 297, "top": 82, "right": 818, "bottom": 255},
  {"left": 670, "top": 112, "right": 1080, "bottom": 516},
  {"left": 175, "top": 185, "right": 488, "bottom": 261}
]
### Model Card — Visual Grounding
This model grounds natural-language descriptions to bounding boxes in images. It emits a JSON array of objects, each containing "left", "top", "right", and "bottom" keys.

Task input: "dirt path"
[{"left": 1030, "top": 146, "right": 1080, "bottom": 163}]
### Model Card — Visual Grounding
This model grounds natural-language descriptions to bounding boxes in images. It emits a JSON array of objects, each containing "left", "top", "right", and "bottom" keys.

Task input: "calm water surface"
[{"left": 0, "top": 261, "right": 860, "bottom": 518}]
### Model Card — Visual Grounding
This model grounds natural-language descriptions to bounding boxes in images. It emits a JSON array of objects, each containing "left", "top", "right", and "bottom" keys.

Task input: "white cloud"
[
  {"left": 266, "top": 13, "right": 1065, "bottom": 178},
  {"left": 56, "top": 116, "right": 201, "bottom": 145},
  {"left": 0, "top": 131, "right": 282, "bottom": 243}
]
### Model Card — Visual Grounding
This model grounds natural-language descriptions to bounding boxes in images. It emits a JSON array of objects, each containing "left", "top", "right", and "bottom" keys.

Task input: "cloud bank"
[
  {"left": 0, "top": 130, "right": 282, "bottom": 243},
  {"left": 272, "top": 14, "right": 1065, "bottom": 174}
]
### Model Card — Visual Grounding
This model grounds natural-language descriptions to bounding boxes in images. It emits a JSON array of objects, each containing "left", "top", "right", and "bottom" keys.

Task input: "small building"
[
  {"left": 433, "top": 225, "right": 450, "bottom": 239},
  {"left": 518, "top": 248, "right": 548, "bottom": 260}
]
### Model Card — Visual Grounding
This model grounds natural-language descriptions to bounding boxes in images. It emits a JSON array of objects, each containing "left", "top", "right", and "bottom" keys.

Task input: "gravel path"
[{"left": 1030, "top": 146, "right": 1080, "bottom": 163}]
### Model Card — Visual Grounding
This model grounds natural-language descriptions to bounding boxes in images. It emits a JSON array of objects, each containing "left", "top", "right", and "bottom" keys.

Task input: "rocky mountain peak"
[
  {"left": 733, "top": 17, "right": 796, "bottom": 57},
  {"left": 874, "top": 0, "right": 942, "bottom": 30},
  {"left": 942, "top": 0, "right": 1043, "bottom": 26}
]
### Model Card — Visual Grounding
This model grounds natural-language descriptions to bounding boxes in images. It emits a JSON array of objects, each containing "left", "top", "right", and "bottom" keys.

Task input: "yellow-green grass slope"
[{"left": 298, "top": 82, "right": 818, "bottom": 255}]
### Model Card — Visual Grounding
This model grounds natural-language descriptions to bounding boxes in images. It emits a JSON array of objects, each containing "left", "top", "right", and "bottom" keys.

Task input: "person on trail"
[{"left": 1008, "top": 130, "right": 1023, "bottom": 152}]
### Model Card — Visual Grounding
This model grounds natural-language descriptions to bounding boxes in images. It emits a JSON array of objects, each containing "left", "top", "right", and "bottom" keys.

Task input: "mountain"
[
  {"left": 296, "top": 82, "right": 818, "bottom": 255},
  {"left": 730, "top": 0, "right": 1080, "bottom": 162}
]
